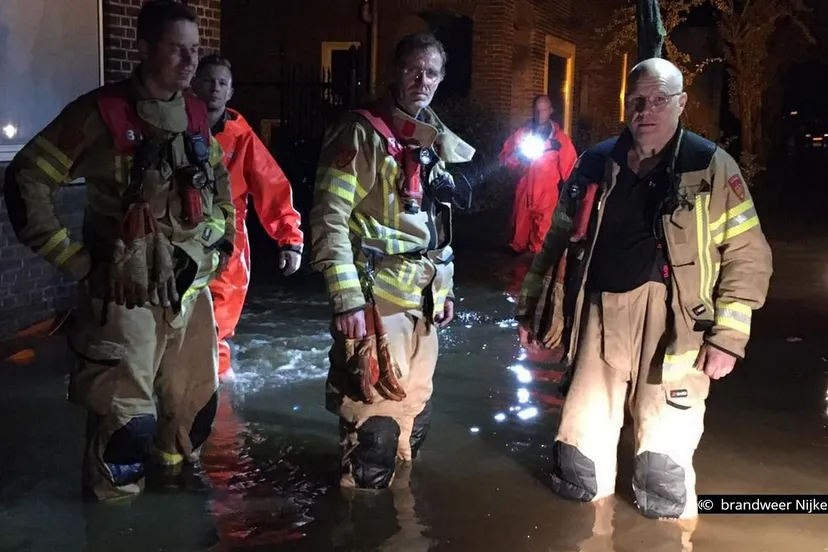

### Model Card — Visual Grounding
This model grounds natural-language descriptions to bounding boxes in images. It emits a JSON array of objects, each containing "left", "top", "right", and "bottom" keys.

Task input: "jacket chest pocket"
[{"left": 663, "top": 207, "right": 699, "bottom": 267}]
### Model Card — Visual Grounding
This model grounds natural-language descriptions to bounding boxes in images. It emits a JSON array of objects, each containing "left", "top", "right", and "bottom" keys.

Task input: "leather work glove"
[
  {"left": 372, "top": 305, "right": 406, "bottom": 402},
  {"left": 148, "top": 231, "right": 180, "bottom": 308},
  {"left": 109, "top": 202, "right": 157, "bottom": 309},
  {"left": 343, "top": 306, "right": 380, "bottom": 404}
]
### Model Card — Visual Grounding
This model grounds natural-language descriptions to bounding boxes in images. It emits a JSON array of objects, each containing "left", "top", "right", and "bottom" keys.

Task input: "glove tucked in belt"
[{"left": 342, "top": 304, "right": 407, "bottom": 404}]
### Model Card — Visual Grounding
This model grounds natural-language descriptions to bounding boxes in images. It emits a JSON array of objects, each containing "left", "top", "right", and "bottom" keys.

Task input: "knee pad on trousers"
[
  {"left": 410, "top": 400, "right": 432, "bottom": 460},
  {"left": 189, "top": 391, "right": 219, "bottom": 452},
  {"left": 548, "top": 441, "right": 598, "bottom": 502},
  {"left": 632, "top": 451, "right": 687, "bottom": 519},
  {"left": 101, "top": 414, "right": 156, "bottom": 486},
  {"left": 349, "top": 416, "right": 400, "bottom": 490}
]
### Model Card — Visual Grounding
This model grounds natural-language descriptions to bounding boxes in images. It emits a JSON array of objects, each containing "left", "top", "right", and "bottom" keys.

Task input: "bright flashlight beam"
[{"left": 518, "top": 134, "right": 546, "bottom": 160}]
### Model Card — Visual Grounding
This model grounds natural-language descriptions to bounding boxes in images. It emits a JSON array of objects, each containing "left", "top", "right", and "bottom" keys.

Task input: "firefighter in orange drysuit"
[
  {"left": 192, "top": 54, "right": 304, "bottom": 381},
  {"left": 500, "top": 95, "right": 578, "bottom": 254}
]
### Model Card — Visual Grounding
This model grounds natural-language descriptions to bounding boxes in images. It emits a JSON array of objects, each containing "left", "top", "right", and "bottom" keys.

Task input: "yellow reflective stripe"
[
  {"left": 379, "top": 157, "right": 400, "bottom": 226},
  {"left": 715, "top": 301, "right": 752, "bottom": 335},
  {"left": 38, "top": 228, "right": 69, "bottom": 258},
  {"left": 155, "top": 449, "right": 184, "bottom": 466},
  {"left": 20, "top": 149, "right": 64, "bottom": 184},
  {"left": 372, "top": 284, "right": 421, "bottom": 309},
  {"left": 323, "top": 264, "right": 361, "bottom": 293},
  {"left": 663, "top": 350, "right": 700, "bottom": 379},
  {"left": 695, "top": 194, "right": 714, "bottom": 312},
  {"left": 711, "top": 200, "right": 758, "bottom": 245},
  {"left": 319, "top": 168, "right": 359, "bottom": 204},
  {"left": 34, "top": 136, "right": 72, "bottom": 170},
  {"left": 209, "top": 138, "right": 223, "bottom": 165},
  {"left": 182, "top": 255, "right": 218, "bottom": 303},
  {"left": 54, "top": 241, "right": 82, "bottom": 266},
  {"left": 376, "top": 270, "right": 420, "bottom": 294}
]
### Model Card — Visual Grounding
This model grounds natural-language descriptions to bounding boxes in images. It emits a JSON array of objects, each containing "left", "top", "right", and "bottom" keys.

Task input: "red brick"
[{"left": 102, "top": 0, "right": 222, "bottom": 83}]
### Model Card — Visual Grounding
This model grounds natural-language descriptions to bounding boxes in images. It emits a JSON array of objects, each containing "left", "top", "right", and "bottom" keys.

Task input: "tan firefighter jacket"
[
  {"left": 3, "top": 70, "right": 235, "bottom": 313},
  {"left": 310, "top": 95, "right": 476, "bottom": 319},
  {"left": 516, "top": 128, "right": 773, "bottom": 378}
]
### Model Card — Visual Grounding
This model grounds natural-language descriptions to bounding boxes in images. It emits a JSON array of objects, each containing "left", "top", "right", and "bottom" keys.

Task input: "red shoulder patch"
[
  {"left": 727, "top": 174, "right": 746, "bottom": 201},
  {"left": 334, "top": 148, "right": 357, "bottom": 169}
]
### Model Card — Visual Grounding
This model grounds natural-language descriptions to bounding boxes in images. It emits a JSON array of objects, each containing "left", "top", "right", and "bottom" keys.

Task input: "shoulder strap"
[
  {"left": 353, "top": 106, "right": 403, "bottom": 156},
  {"left": 183, "top": 93, "right": 211, "bottom": 144},
  {"left": 95, "top": 80, "right": 147, "bottom": 152}
]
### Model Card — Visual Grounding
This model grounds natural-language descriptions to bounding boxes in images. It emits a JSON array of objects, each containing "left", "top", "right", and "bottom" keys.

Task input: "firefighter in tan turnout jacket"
[
  {"left": 310, "top": 33, "right": 475, "bottom": 489},
  {"left": 516, "top": 58, "right": 772, "bottom": 519},
  {"left": 3, "top": 1, "right": 234, "bottom": 501}
]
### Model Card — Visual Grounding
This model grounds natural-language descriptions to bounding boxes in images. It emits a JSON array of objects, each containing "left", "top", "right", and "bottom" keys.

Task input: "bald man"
[
  {"left": 500, "top": 95, "right": 578, "bottom": 254},
  {"left": 514, "top": 58, "right": 772, "bottom": 519}
]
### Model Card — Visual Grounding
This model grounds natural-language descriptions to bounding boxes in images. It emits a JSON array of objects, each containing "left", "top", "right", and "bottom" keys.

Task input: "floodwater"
[{"left": 1, "top": 235, "right": 828, "bottom": 552}]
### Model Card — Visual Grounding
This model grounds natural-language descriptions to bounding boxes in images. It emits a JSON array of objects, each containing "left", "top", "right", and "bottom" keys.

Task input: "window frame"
[{"left": 0, "top": 0, "right": 104, "bottom": 163}]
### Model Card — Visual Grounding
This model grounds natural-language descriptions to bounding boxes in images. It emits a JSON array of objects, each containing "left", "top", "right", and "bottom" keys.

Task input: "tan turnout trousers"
[
  {"left": 326, "top": 297, "right": 439, "bottom": 489},
  {"left": 69, "top": 287, "right": 219, "bottom": 500},
  {"left": 553, "top": 281, "right": 710, "bottom": 519}
]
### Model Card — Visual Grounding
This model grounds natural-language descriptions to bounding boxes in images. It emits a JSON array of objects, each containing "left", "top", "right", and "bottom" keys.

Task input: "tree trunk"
[{"left": 637, "top": 0, "right": 666, "bottom": 61}]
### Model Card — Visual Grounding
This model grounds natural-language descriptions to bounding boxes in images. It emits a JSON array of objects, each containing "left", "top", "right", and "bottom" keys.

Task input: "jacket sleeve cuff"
[
  {"left": 322, "top": 264, "right": 366, "bottom": 313},
  {"left": 704, "top": 331, "right": 746, "bottom": 360},
  {"left": 281, "top": 243, "right": 304, "bottom": 254},
  {"left": 62, "top": 247, "right": 92, "bottom": 282}
]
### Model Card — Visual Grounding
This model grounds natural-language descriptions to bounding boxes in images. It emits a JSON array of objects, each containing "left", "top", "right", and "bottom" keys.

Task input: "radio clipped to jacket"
[{"left": 177, "top": 132, "right": 214, "bottom": 226}]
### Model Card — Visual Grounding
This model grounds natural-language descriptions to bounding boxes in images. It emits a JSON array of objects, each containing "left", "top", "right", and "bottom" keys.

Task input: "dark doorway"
[
  {"left": 420, "top": 11, "right": 473, "bottom": 101},
  {"left": 546, "top": 54, "right": 567, "bottom": 128},
  {"left": 329, "top": 45, "right": 362, "bottom": 106}
]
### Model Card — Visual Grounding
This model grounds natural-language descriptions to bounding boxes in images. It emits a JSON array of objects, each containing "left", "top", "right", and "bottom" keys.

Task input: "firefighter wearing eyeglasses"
[
  {"left": 309, "top": 32, "right": 475, "bottom": 489},
  {"left": 515, "top": 58, "right": 772, "bottom": 519}
]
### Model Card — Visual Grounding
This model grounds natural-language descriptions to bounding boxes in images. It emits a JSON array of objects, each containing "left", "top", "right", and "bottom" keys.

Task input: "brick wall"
[
  {"left": 0, "top": 0, "right": 223, "bottom": 337},
  {"left": 103, "top": 0, "right": 222, "bottom": 83},
  {"left": 570, "top": 0, "right": 628, "bottom": 149},
  {"left": 0, "top": 169, "right": 87, "bottom": 337}
]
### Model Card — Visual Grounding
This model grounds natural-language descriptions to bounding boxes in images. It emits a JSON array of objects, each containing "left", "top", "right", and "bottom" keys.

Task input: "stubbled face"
[
  {"left": 140, "top": 20, "right": 200, "bottom": 93},
  {"left": 192, "top": 64, "right": 234, "bottom": 112},
  {"left": 395, "top": 47, "right": 444, "bottom": 115},
  {"left": 625, "top": 72, "right": 687, "bottom": 146},
  {"left": 533, "top": 99, "right": 552, "bottom": 126}
]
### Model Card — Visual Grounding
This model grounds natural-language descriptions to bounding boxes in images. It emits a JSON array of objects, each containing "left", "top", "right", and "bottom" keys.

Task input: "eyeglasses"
[
  {"left": 625, "top": 93, "right": 682, "bottom": 112},
  {"left": 401, "top": 66, "right": 443, "bottom": 83}
]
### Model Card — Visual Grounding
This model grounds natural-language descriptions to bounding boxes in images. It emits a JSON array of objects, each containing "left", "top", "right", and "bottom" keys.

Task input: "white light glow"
[
  {"left": 517, "top": 407, "right": 539, "bottom": 420},
  {"left": 494, "top": 413, "right": 507, "bottom": 422},
  {"left": 469, "top": 426, "right": 480, "bottom": 434},
  {"left": 2, "top": 124, "right": 17, "bottom": 139},
  {"left": 508, "top": 364, "right": 533, "bottom": 384},
  {"left": 518, "top": 134, "right": 545, "bottom": 160},
  {"left": 517, "top": 388, "right": 530, "bottom": 404}
]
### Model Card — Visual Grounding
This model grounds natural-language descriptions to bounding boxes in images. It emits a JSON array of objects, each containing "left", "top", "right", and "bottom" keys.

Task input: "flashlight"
[{"left": 518, "top": 134, "right": 546, "bottom": 160}]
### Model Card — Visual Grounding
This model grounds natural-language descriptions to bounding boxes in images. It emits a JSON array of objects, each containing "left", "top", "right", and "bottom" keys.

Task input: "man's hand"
[
  {"left": 694, "top": 344, "right": 737, "bottom": 380},
  {"left": 435, "top": 299, "right": 455, "bottom": 329},
  {"left": 334, "top": 309, "right": 367, "bottom": 340},
  {"left": 217, "top": 251, "right": 230, "bottom": 275},
  {"left": 518, "top": 319, "right": 542, "bottom": 354},
  {"left": 279, "top": 250, "right": 302, "bottom": 276}
]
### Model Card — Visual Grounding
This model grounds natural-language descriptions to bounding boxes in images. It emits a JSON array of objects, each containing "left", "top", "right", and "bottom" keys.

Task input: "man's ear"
[{"left": 137, "top": 39, "right": 150, "bottom": 62}]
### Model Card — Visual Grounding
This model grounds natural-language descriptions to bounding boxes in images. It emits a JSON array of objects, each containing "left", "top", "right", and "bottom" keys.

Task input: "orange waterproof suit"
[
  {"left": 500, "top": 122, "right": 578, "bottom": 254},
  {"left": 209, "top": 108, "right": 304, "bottom": 376}
]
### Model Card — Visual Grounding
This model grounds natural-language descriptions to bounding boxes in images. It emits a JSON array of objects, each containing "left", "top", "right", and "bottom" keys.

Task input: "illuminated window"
[
  {"left": 619, "top": 53, "right": 629, "bottom": 121},
  {"left": 0, "top": 0, "right": 103, "bottom": 162},
  {"left": 543, "top": 35, "right": 576, "bottom": 136}
]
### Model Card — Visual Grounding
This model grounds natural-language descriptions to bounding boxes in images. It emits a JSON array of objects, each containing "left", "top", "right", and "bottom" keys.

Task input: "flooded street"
[{"left": 2, "top": 234, "right": 828, "bottom": 551}]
